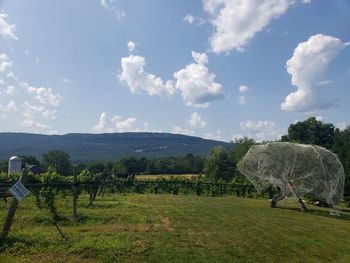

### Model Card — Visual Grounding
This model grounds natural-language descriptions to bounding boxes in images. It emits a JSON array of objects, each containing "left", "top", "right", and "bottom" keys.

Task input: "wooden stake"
[
  {"left": 288, "top": 181, "right": 307, "bottom": 212},
  {"left": 0, "top": 169, "right": 28, "bottom": 243},
  {"left": 72, "top": 173, "right": 78, "bottom": 221}
]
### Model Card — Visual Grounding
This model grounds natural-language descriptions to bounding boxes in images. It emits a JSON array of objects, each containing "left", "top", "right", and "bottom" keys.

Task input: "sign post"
[{"left": 0, "top": 168, "right": 30, "bottom": 244}]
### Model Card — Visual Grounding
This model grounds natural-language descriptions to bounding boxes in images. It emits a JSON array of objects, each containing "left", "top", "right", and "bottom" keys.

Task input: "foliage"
[
  {"left": 19, "top": 155, "right": 40, "bottom": 169},
  {"left": 0, "top": 160, "right": 8, "bottom": 174},
  {"left": 281, "top": 117, "right": 336, "bottom": 149},
  {"left": 204, "top": 146, "right": 235, "bottom": 182},
  {"left": 42, "top": 150, "right": 72, "bottom": 176}
]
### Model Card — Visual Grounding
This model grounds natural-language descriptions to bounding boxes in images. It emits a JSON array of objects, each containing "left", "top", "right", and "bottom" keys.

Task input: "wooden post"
[
  {"left": 0, "top": 169, "right": 28, "bottom": 243},
  {"left": 72, "top": 173, "right": 78, "bottom": 221},
  {"left": 288, "top": 181, "right": 307, "bottom": 212}
]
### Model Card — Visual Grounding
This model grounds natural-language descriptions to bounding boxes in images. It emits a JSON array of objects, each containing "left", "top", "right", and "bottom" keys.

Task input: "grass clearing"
[{"left": 0, "top": 193, "right": 350, "bottom": 262}]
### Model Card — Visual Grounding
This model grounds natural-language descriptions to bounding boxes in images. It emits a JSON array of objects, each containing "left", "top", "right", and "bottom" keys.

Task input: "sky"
[{"left": 0, "top": 0, "right": 349, "bottom": 142}]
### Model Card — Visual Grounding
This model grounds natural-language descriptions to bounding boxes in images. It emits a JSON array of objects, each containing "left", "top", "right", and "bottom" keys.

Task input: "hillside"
[{"left": 0, "top": 132, "right": 230, "bottom": 162}]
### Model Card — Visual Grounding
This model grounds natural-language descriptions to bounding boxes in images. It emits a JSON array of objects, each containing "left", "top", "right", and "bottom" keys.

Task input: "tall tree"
[
  {"left": 204, "top": 146, "right": 234, "bottom": 182},
  {"left": 282, "top": 117, "right": 336, "bottom": 149},
  {"left": 42, "top": 150, "right": 72, "bottom": 176}
]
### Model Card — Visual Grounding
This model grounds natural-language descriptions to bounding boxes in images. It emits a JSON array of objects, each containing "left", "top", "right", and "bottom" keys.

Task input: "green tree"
[
  {"left": 229, "top": 137, "right": 255, "bottom": 183},
  {"left": 204, "top": 146, "right": 234, "bottom": 182},
  {"left": 0, "top": 160, "right": 8, "bottom": 173},
  {"left": 42, "top": 150, "right": 72, "bottom": 176},
  {"left": 230, "top": 137, "right": 255, "bottom": 164},
  {"left": 282, "top": 117, "right": 336, "bottom": 149},
  {"left": 20, "top": 155, "right": 40, "bottom": 168}
]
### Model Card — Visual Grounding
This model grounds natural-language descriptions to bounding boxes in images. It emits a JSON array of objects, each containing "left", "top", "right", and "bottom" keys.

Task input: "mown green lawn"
[{"left": 0, "top": 193, "right": 349, "bottom": 262}]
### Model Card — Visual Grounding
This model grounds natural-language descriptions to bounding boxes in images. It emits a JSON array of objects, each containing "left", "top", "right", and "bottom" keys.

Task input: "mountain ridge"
[{"left": 0, "top": 132, "right": 231, "bottom": 162}]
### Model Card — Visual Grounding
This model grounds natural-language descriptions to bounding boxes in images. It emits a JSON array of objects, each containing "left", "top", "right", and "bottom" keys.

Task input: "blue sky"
[{"left": 0, "top": 0, "right": 349, "bottom": 142}]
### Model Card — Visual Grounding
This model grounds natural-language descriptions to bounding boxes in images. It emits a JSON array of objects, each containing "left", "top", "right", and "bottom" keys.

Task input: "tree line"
[{"left": 0, "top": 117, "right": 349, "bottom": 198}]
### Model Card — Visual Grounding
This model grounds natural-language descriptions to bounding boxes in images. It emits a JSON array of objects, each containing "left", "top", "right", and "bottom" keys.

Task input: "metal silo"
[{"left": 8, "top": 156, "right": 21, "bottom": 176}]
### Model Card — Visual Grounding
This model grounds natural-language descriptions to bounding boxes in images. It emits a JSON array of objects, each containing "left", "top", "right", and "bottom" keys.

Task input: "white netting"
[{"left": 238, "top": 142, "right": 345, "bottom": 207}]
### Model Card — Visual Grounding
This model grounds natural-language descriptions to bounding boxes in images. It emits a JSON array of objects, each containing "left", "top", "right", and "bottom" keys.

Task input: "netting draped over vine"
[{"left": 238, "top": 142, "right": 345, "bottom": 207}]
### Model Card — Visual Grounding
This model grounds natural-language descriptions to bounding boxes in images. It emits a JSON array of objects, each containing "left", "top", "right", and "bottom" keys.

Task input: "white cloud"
[
  {"left": 22, "top": 102, "right": 56, "bottom": 119},
  {"left": 315, "top": 116, "right": 323, "bottom": 121},
  {"left": 336, "top": 122, "right": 348, "bottom": 131},
  {"left": 93, "top": 112, "right": 110, "bottom": 132},
  {"left": 0, "top": 53, "right": 12, "bottom": 73},
  {"left": 230, "top": 133, "right": 245, "bottom": 141},
  {"left": 7, "top": 100, "right": 17, "bottom": 111},
  {"left": 61, "top": 77, "right": 72, "bottom": 83},
  {"left": 203, "top": 0, "right": 297, "bottom": 53},
  {"left": 237, "top": 95, "right": 246, "bottom": 105},
  {"left": 204, "top": 130, "right": 222, "bottom": 140},
  {"left": 100, "top": 0, "right": 125, "bottom": 18},
  {"left": 240, "top": 120, "right": 282, "bottom": 142},
  {"left": 188, "top": 112, "right": 206, "bottom": 128},
  {"left": 1, "top": 85, "right": 16, "bottom": 96},
  {"left": 93, "top": 112, "right": 152, "bottom": 133},
  {"left": 173, "top": 51, "right": 224, "bottom": 107},
  {"left": 239, "top": 84, "right": 249, "bottom": 93},
  {"left": 20, "top": 82, "right": 63, "bottom": 107},
  {"left": 0, "top": 12, "right": 18, "bottom": 40},
  {"left": 183, "top": 14, "right": 195, "bottom": 24},
  {"left": 110, "top": 115, "right": 137, "bottom": 132},
  {"left": 0, "top": 101, "right": 17, "bottom": 112},
  {"left": 21, "top": 118, "right": 56, "bottom": 134},
  {"left": 118, "top": 54, "right": 175, "bottom": 97},
  {"left": 281, "top": 34, "right": 346, "bottom": 112},
  {"left": 171, "top": 126, "right": 194, "bottom": 136},
  {"left": 127, "top": 41, "right": 136, "bottom": 53}
]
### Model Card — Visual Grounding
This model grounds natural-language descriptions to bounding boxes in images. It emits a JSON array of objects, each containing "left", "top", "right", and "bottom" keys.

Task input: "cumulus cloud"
[
  {"left": 239, "top": 84, "right": 249, "bottom": 93},
  {"left": 173, "top": 51, "right": 224, "bottom": 107},
  {"left": 336, "top": 122, "right": 348, "bottom": 131},
  {"left": 0, "top": 53, "right": 12, "bottom": 73},
  {"left": 22, "top": 102, "right": 56, "bottom": 119},
  {"left": 203, "top": 130, "right": 222, "bottom": 140},
  {"left": 0, "top": 12, "right": 18, "bottom": 40},
  {"left": 0, "top": 101, "right": 17, "bottom": 112},
  {"left": 118, "top": 53, "right": 175, "bottom": 97},
  {"left": 183, "top": 14, "right": 195, "bottom": 24},
  {"left": 20, "top": 82, "right": 63, "bottom": 107},
  {"left": 0, "top": 85, "right": 16, "bottom": 96},
  {"left": 240, "top": 120, "right": 282, "bottom": 141},
  {"left": 21, "top": 118, "right": 56, "bottom": 134},
  {"left": 281, "top": 34, "right": 347, "bottom": 112},
  {"left": 127, "top": 41, "right": 136, "bottom": 53},
  {"left": 231, "top": 133, "right": 245, "bottom": 141},
  {"left": 188, "top": 112, "right": 207, "bottom": 128},
  {"left": 93, "top": 112, "right": 154, "bottom": 133},
  {"left": 203, "top": 0, "right": 298, "bottom": 53},
  {"left": 171, "top": 126, "right": 194, "bottom": 136}
]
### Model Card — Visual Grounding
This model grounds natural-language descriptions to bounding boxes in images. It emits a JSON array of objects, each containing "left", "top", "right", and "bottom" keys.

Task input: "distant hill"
[{"left": 0, "top": 132, "right": 231, "bottom": 162}]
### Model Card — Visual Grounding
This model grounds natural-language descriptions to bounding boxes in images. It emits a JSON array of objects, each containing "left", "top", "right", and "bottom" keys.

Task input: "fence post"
[
  {"left": 0, "top": 168, "right": 28, "bottom": 244},
  {"left": 72, "top": 172, "right": 78, "bottom": 221}
]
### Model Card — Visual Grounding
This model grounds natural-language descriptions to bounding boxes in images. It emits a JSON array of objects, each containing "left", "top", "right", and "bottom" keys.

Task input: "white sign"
[{"left": 9, "top": 182, "right": 30, "bottom": 201}]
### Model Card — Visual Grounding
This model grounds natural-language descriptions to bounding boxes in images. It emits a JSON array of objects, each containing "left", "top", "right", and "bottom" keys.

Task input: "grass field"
[{"left": 0, "top": 193, "right": 350, "bottom": 263}]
